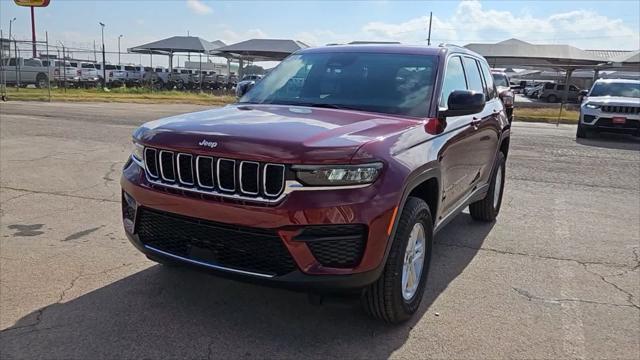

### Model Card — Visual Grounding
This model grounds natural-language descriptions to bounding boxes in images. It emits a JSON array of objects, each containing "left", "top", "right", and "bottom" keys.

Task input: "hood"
[
  {"left": 584, "top": 96, "right": 640, "bottom": 106},
  {"left": 136, "top": 104, "right": 421, "bottom": 164}
]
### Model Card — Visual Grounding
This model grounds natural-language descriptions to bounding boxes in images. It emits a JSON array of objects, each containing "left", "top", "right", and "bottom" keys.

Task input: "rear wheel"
[
  {"left": 36, "top": 73, "right": 48, "bottom": 89},
  {"left": 362, "top": 197, "right": 433, "bottom": 323},
  {"left": 469, "top": 152, "right": 506, "bottom": 222},
  {"left": 547, "top": 94, "right": 558, "bottom": 103}
]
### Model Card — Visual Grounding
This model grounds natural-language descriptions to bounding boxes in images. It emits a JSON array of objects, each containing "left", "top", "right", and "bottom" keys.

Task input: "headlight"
[
  {"left": 292, "top": 163, "right": 383, "bottom": 186},
  {"left": 131, "top": 141, "right": 144, "bottom": 162},
  {"left": 585, "top": 103, "right": 600, "bottom": 109}
]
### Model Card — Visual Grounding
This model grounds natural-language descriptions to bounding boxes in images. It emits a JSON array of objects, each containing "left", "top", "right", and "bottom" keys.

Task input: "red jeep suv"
[{"left": 121, "top": 44, "right": 510, "bottom": 323}]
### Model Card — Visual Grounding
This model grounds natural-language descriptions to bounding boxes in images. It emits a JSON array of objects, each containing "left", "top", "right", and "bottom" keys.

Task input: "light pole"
[
  {"left": 99, "top": 22, "right": 106, "bottom": 89},
  {"left": 118, "top": 34, "right": 123, "bottom": 64},
  {"left": 9, "top": 17, "right": 16, "bottom": 41}
]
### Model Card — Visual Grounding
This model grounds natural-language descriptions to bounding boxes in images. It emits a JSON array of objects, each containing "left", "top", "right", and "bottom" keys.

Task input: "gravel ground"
[{"left": 1, "top": 101, "right": 639, "bottom": 359}]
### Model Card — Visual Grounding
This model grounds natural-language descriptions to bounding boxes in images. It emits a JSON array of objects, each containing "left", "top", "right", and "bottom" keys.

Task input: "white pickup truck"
[
  {"left": 96, "top": 64, "right": 128, "bottom": 87},
  {"left": 69, "top": 61, "right": 101, "bottom": 88},
  {"left": 42, "top": 60, "right": 81, "bottom": 87},
  {"left": 0, "top": 57, "right": 50, "bottom": 88}
]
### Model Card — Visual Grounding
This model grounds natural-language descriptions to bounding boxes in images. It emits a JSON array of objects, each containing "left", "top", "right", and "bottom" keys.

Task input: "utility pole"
[
  {"left": 427, "top": 12, "right": 433, "bottom": 46},
  {"left": 9, "top": 17, "right": 16, "bottom": 42},
  {"left": 99, "top": 22, "right": 106, "bottom": 89},
  {"left": 30, "top": 7, "right": 37, "bottom": 57}
]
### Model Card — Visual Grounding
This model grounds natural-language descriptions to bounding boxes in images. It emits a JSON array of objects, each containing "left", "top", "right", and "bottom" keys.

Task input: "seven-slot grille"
[
  {"left": 601, "top": 105, "right": 640, "bottom": 115},
  {"left": 143, "top": 147, "right": 285, "bottom": 200}
]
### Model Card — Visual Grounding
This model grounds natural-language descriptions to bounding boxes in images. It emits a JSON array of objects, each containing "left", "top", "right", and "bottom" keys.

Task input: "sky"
[{"left": 1, "top": 0, "right": 639, "bottom": 67}]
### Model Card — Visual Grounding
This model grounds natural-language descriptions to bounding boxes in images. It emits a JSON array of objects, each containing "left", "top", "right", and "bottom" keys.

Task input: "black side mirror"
[
  {"left": 579, "top": 90, "right": 588, "bottom": 96},
  {"left": 440, "top": 90, "right": 485, "bottom": 118}
]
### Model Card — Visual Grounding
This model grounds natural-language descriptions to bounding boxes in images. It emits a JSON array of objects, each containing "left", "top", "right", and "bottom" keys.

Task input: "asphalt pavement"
[{"left": 1, "top": 101, "right": 639, "bottom": 359}]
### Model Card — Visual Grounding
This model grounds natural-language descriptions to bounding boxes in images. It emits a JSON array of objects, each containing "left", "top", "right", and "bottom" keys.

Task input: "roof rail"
[{"left": 438, "top": 43, "right": 466, "bottom": 49}]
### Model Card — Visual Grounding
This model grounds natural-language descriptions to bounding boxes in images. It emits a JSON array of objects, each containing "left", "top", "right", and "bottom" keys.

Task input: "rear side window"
[
  {"left": 9, "top": 58, "right": 17, "bottom": 66},
  {"left": 24, "top": 59, "right": 41, "bottom": 67},
  {"left": 440, "top": 56, "right": 467, "bottom": 107},
  {"left": 462, "top": 57, "right": 484, "bottom": 94},
  {"left": 477, "top": 60, "right": 497, "bottom": 99},
  {"left": 105, "top": 65, "right": 117, "bottom": 70},
  {"left": 545, "top": 83, "right": 555, "bottom": 89},
  {"left": 82, "top": 63, "right": 95, "bottom": 69},
  {"left": 557, "top": 84, "right": 565, "bottom": 91}
]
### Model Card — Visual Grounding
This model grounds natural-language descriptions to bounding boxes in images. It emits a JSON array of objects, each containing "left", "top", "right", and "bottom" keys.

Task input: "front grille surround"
[
  {"left": 294, "top": 225, "right": 367, "bottom": 268},
  {"left": 143, "top": 147, "right": 287, "bottom": 203},
  {"left": 601, "top": 105, "right": 640, "bottom": 115}
]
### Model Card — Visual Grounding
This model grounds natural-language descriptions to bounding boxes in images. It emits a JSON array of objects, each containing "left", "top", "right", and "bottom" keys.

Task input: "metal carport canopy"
[
  {"left": 128, "top": 36, "right": 226, "bottom": 70},
  {"left": 464, "top": 39, "right": 607, "bottom": 70},
  {"left": 213, "top": 39, "right": 309, "bottom": 62}
]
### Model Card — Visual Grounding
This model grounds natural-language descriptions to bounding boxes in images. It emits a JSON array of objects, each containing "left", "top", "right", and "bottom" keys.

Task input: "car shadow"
[
  {"left": 576, "top": 133, "right": 640, "bottom": 151},
  {"left": 0, "top": 214, "right": 493, "bottom": 359}
]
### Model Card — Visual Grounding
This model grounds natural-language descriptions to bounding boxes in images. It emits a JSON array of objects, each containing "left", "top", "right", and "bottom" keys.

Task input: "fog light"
[{"left": 122, "top": 192, "right": 137, "bottom": 233}]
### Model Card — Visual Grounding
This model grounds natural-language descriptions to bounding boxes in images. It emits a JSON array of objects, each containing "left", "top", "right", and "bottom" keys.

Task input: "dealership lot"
[{"left": 1, "top": 101, "right": 638, "bottom": 358}]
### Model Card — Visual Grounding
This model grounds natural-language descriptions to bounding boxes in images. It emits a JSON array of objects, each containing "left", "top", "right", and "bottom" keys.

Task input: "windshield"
[
  {"left": 492, "top": 73, "right": 509, "bottom": 87},
  {"left": 240, "top": 52, "right": 438, "bottom": 117},
  {"left": 590, "top": 82, "right": 640, "bottom": 98}
]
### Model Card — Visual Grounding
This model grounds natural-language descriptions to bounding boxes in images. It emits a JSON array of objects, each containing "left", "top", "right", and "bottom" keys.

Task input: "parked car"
[
  {"left": 121, "top": 44, "right": 510, "bottom": 323},
  {"left": 42, "top": 60, "right": 81, "bottom": 87},
  {"left": 491, "top": 71, "right": 514, "bottom": 123},
  {"left": 0, "top": 57, "right": 50, "bottom": 88},
  {"left": 123, "top": 65, "right": 144, "bottom": 87},
  {"left": 577, "top": 79, "right": 640, "bottom": 138},
  {"left": 77, "top": 62, "right": 101, "bottom": 88},
  {"left": 235, "top": 74, "right": 263, "bottom": 97},
  {"left": 538, "top": 82, "right": 581, "bottom": 103},
  {"left": 168, "top": 68, "right": 194, "bottom": 90},
  {"left": 524, "top": 82, "right": 545, "bottom": 98},
  {"left": 96, "top": 64, "right": 127, "bottom": 87}
]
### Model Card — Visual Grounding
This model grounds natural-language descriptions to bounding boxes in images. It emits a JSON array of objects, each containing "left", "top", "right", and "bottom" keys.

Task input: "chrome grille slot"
[
  {"left": 240, "top": 161, "right": 260, "bottom": 195},
  {"left": 177, "top": 153, "right": 194, "bottom": 185},
  {"left": 141, "top": 147, "right": 288, "bottom": 203},
  {"left": 196, "top": 156, "right": 215, "bottom": 188},
  {"left": 264, "top": 164, "right": 285, "bottom": 197},
  {"left": 602, "top": 105, "right": 639, "bottom": 114},
  {"left": 159, "top": 150, "right": 176, "bottom": 182},
  {"left": 144, "top": 148, "right": 159, "bottom": 178},
  {"left": 217, "top": 159, "right": 236, "bottom": 192}
]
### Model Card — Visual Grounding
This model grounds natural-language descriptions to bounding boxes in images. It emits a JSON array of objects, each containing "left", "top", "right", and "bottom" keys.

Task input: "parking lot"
[{"left": 0, "top": 101, "right": 638, "bottom": 359}]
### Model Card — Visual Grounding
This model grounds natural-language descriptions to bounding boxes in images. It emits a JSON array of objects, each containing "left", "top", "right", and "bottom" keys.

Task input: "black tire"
[
  {"left": 576, "top": 123, "right": 588, "bottom": 138},
  {"left": 35, "top": 73, "right": 48, "bottom": 89},
  {"left": 469, "top": 152, "right": 506, "bottom": 222},
  {"left": 362, "top": 197, "right": 433, "bottom": 323},
  {"left": 547, "top": 94, "right": 558, "bottom": 103}
]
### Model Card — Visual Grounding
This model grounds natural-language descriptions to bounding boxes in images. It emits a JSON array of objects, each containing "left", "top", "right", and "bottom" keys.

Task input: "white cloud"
[
  {"left": 359, "top": 0, "right": 640, "bottom": 50},
  {"left": 186, "top": 0, "right": 213, "bottom": 15},
  {"left": 220, "top": 28, "right": 268, "bottom": 44}
]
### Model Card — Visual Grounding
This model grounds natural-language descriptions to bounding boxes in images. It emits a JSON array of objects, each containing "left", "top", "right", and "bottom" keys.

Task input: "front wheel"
[
  {"left": 576, "top": 123, "right": 588, "bottom": 138},
  {"left": 469, "top": 152, "right": 506, "bottom": 222},
  {"left": 362, "top": 197, "right": 433, "bottom": 323}
]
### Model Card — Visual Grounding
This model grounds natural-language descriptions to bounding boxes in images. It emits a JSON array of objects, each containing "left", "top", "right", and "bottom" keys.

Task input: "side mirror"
[
  {"left": 440, "top": 90, "right": 485, "bottom": 118},
  {"left": 579, "top": 90, "right": 588, "bottom": 96}
]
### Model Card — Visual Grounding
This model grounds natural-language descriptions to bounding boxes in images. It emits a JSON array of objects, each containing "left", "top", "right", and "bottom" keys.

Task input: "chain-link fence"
[{"left": 1, "top": 36, "right": 238, "bottom": 101}]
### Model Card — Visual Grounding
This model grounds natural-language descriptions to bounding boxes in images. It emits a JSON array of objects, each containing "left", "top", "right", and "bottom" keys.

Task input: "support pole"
[
  {"left": 557, "top": 69, "right": 573, "bottom": 126},
  {"left": 46, "top": 31, "right": 50, "bottom": 101}
]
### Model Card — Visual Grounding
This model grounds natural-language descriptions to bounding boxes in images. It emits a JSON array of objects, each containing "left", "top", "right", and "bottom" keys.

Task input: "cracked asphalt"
[{"left": 1, "top": 101, "right": 639, "bottom": 359}]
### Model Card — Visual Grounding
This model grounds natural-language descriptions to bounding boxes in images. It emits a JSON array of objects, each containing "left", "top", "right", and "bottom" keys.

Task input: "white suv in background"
[{"left": 577, "top": 79, "right": 640, "bottom": 138}]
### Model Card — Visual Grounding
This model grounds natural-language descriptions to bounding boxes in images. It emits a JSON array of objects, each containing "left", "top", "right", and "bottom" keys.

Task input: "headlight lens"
[
  {"left": 292, "top": 163, "right": 383, "bottom": 186},
  {"left": 585, "top": 103, "right": 600, "bottom": 109},
  {"left": 131, "top": 141, "right": 144, "bottom": 162}
]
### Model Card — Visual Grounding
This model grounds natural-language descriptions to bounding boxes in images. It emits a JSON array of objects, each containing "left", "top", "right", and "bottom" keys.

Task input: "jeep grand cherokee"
[{"left": 121, "top": 44, "right": 511, "bottom": 323}]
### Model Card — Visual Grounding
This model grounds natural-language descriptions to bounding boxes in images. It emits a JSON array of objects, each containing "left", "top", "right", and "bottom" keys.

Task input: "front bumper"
[
  {"left": 580, "top": 107, "right": 640, "bottom": 135},
  {"left": 121, "top": 160, "right": 398, "bottom": 291}
]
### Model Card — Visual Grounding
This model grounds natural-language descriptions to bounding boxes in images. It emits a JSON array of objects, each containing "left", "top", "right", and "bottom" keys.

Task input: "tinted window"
[
  {"left": 440, "top": 56, "right": 467, "bottom": 107},
  {"left": 462, "top": 57, "right": 484, "bottom": 94},
  {"left": 557, "top": 84, "right": 565, "bottom": 91},
  {"left": 241, "top": 52, "right": 438, "bottom": 117},
  {"left": 24, "top": 59, "right": 41, "bottom": 67},
  {"left": 69, "top": 62, "right": 78, "bottom": 67},
  {"left": 569, "top": 85, "right": 578, "bottom": 91},
  {"left": 545, "top": 83, "right": 555, "bottom": 89},
  {"left": 9, "top": 58, "right": 17, "bottom": 66},
  {"left": 95, "top": 64, "right": 101, "bottom": 70},
  {"left": 477, "top": 60, "right": 497, "bottom": 99},
  {"left": 125, "top": 66, "right": 135, "bottom": 71},
  {"left": 81, "top": 63, "right": 95, "bottom": 69},
  {"left": 105, "top": 65, "right": 117, "bottom": 70},
  {"left": 492, "top": 73, "right": 509, "bottom": 87}
]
